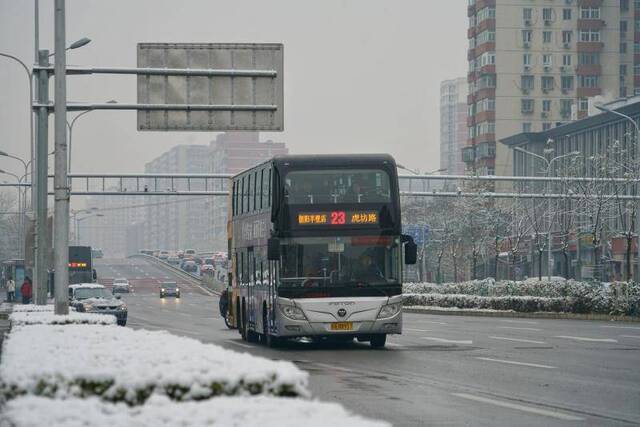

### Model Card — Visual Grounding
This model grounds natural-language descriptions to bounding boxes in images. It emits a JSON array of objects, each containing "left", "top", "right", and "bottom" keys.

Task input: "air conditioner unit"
[
  {"left": 544, "top": 20, "right": 552, "bottom": 26},
  {"left": 560, "top": 66, "right": 569, "bottom": 73},
  {"left": 563, "top": 42, "right": 571, "bottom": 49},
  {"left": 524, "top": 41, "right": 531, "bottom": 48},
  {"left": 544, "top": 65, "right": 552, "bottom": 72},
  {"left": 524, "top": 65, "right": 531, "bottom": 72},
  {"left": 522, "top": 88, "right": 530, "bottom": 94},
  {"left": 525, "top": 19, "right": 532, "bottom": 26},
  {"left": 541, "top": 111, "right": 549, "bottom": 118}
]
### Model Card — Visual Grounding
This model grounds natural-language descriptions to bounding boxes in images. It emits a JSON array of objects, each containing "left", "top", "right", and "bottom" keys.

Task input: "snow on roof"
[
  {"left": 69, "top": 283, "right": 104, "bottom": 289},
  {"left": 10, "top": 311, "right": 116, "bottom": 326},
  {"left": 0, "top": 324, "right": 309, "bottom": 404},
  {"left": 3, "top": 395, "right": 389, "bottom": 427}
]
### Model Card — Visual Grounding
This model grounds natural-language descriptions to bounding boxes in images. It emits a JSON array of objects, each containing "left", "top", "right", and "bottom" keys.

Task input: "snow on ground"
[
  {"left": 10, "top": 310, "right": 116, "bottom": 326},
  {"left": 2, "top": 395, "right": 389, "bottom": 427},
  {"left": 0, "top": 324, "right": 308, "bottom": 403},
  {"left": 11, "top": 304, "right": 55, "bottom": 312}
]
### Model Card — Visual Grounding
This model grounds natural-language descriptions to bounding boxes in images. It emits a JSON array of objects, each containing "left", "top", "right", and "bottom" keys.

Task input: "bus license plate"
[{"left": 330, "top": 322, "right": 353, "bottom": 331}]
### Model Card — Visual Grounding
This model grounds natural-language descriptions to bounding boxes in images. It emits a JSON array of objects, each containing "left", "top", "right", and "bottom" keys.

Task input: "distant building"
[
  {"left": 465, "top": 0, "right": 639, "bottom": 176},
  {"left": 440, "top": 78, "right": 468, "bottom": 175},
  {"left": 143, "top": 145, "right": 211, "bottom": 252},
  {"left": 208, "top": 132, "right": 288, "bottom": 251}
]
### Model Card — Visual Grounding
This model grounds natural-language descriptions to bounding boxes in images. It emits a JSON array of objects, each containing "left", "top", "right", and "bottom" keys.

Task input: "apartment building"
[
  {"left": 440, "top": 78, "right": 469, "bottom": 175},
  {"left": 208, "top": 132, "right": 288, "bottom": 251},
  {"left": 465, "top": 0, "right": 638, "bottom": 176}
]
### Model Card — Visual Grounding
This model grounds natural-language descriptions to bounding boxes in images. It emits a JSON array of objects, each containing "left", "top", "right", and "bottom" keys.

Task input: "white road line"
[
  {"left": 497, "top": 326, "right": 541, "bottom": 332},
  {"left": 417, "top": 320, "right": 448, "bottom": 325},
  {"left": 385, "top": 342, "right": 408, "bottom": 349},
  {"left": 497, "top": 319, "right": 539, "bottom": 325},
  {"left": 601, "top": 325, "right": 640, "bottom": 330},
  {"left": 227, "top": 340, "right": 253, "bottom": 349},
  {"left": 315, "top": 362, "right": 357, "bottom": 373},
  {"left": 475, "top": 357, "right": 557, "bottom": 370},
  {"left": 452, "top": 393, "right": 584, "bottom": 421},
  {"left": 423, "top": 337, "right": 473, "bottom": 345},
  {"left": 620, "top": 335, "right": 640, "bottom": 339},
  {"left": 489, "top": 336, "right": 546, "bottom": 344},
  {"left": 555, "top": 335, "right": 618, "bottom": 343},
  {"left": 405, "top": 328, "right": 433, "bottom": 332}
]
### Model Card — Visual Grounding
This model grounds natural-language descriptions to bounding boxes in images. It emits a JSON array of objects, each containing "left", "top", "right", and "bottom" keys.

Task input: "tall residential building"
[
  {"left": 143, "top": 145, "right": 211, "bottom": 252},
  {"left": 465, "top": 0, "right": 637, "bottom": 176},
  {"left": 208, "top": 132, "right": 288, "bottom": 251},
  {"left": 440, "top": 78, "right": 469, "bottom": 175}
]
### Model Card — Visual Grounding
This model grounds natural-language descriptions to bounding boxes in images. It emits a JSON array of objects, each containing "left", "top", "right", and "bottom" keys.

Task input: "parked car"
[
  {"left": 159, "top": 281, "right": 181, "bottom": 298},
  {"left": 185, "top": 249, "right": 196, "bottom": 257},
  {"left": 69, "top": 283, "right": 128, "bottom": 326},
  {"left": 177, "top": 250, "right": 184, "bottom": 259},
  {"left": 200, "top": 264, "right": 215, "bottom": 276},
  {"left": 167, "top": 256, "right": 180, "bottom": 266},
  {"left": 158, "top": 250, "right": 170, "bottom": 260},
  {"left": 112, "top": 278, "right": 131, "bottom": 294}
]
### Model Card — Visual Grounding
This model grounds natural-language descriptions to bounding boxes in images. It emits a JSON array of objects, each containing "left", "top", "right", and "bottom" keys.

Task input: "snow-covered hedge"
[
  {"left": 10, "top": 310, "right": 116, "bottom": 326},
  {"left": 11, "top": 304, "right": 55, "bottom": 313},
  {"left": 0, "top": 324, "right": 308, "bottom": 404},
  {"left": 404, "top": 279, "right": 640, "bottom": 315},
  {"left": 2, "top": 395, "right": 389, "bottom": 427}
]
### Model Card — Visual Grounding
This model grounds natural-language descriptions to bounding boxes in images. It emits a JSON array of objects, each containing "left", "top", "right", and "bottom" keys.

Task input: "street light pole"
[
  {"left": 514, "top": 147, "right": 579, "bottom": 280},
  {"left": 595, "top": 104, "right": 640, "bottom": 282},
  {"left": 67, "top": 100, "right": 116, "bottom": 173}
]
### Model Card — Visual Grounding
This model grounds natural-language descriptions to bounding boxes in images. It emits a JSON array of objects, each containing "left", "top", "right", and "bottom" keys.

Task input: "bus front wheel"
[{"left": 370, "top": 334, "right": 387, "bottom": 349}]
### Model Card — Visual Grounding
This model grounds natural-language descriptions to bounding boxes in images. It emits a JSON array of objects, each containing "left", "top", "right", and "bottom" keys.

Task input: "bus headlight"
[
  {"left": 279, "top": 304, "right": 307, "bottom": 321},
  {"left": 377, "top": 302, "right": 401, "bottom": 319},
  {"left": 82, "top": 303, "right": 94, "bottom": 312}
]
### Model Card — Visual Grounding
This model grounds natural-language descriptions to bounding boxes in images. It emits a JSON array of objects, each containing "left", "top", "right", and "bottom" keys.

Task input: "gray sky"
[{"left": 0, "top": 0, "right": 467, "bottom": 181}]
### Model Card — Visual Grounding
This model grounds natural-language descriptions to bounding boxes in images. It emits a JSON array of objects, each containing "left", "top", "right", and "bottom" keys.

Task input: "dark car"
[
  {"left": 181, "top": 260, "right": 198, "bottom": 274},
  {"left": 160, "top": 281, "right": 181, "bottom": 298}
]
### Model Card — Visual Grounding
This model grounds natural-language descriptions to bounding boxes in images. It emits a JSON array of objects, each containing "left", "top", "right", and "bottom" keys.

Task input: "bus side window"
[
  {"left": 259, "top": 169, "right": 264, "bottom": 210},
  {"left": 253, "top": 171, "right": 258, "bottom": 212},
  {"left": 247, "top": 174, "right": 252, "bottom": 213},
  {"left": 268, "top": 168, "right": 272, "bottom": 207},
  {"left": 240, "top": 177, "right": 245, "bottom": 214},
  {"left": 232, "top": 181, "right": 236, "bottom": 216}
]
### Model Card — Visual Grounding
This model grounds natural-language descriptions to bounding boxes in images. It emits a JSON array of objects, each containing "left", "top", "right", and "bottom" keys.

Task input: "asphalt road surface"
[{"left": 95, "top": 258, "right": 640, "bottom": 427}]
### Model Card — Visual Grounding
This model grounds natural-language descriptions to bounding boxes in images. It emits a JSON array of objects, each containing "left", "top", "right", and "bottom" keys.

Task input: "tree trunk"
[
  {"left": 472, "top": 253, "right": 478, "bottom": 280},
  {"left": 593, "top": 243, "right": 600, "bottom": 282},
  {"left": 538, "top": 249, "right": 543, "bottom": 281},
  {"left": 453, "top": 256, "right": 458, "bottom": 282},
  {"left": 562, "top": 250, "right": 569, "bottom": 279},
  {"left": 437, "top": 255, "right": 443, "bottom": 284},
  {"left": 626, "top": 234, "right": 632, "bottom": 282}
]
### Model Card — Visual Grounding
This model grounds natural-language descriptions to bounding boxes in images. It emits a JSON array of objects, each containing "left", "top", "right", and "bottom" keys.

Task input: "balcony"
[
  {"left": 576, "top": 64, "right": 602, "bottom": 75},
  {"left": 577, "top": 87, "right": 602, "bottom": 97},
  {"left": 474, "top": 42, "right": 495, "bottom": 57},
  {"left": 477, "top": 18, "right": 495, "bottom": 33},
  {"left": 576, "top": 42, "right": 604, "bottom": 52},
  {"left": 476, "top": 0, "right": 496, "bottom": 8},
  {"left": 577, "top": 0, "right": 603, "bottom": 7},
  {"left": 475, "top": 87, "right": 496, "bottom": 100},
  {"left": 577, "top": 19, "right": 605, "bottom": 31},
  {"left": 475, "top": 111, "right": 495, "bottom": 123},
  {"left": 476, "top": 141, "right": 496, "bottom": 160},
  {"left": 468, "top": 48, "right": 476, "bottom": 60},
  {"left": 468, "top": 27, "right": 476, "bottom": 39}
]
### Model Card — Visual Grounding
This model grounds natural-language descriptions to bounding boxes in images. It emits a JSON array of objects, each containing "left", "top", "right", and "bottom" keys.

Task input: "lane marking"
[
  {"left": 601, "top": 325, "right": 640, "bottom": 330},
  {"left": 405, "top": 328, "right": 433, "bottom": 333},
  {"left": 497, "top": 326, "right": 541, "bottom": 332},
  {"left": 423, "top": 337, "right": 473, "bottom": 345},
  {"left": 416, "top": 320, "right": 448, "bottom": 325},
  {"left": 620, "top": 335, "right": 640, "bottom": 339},
  {"left": 226, "top": 340, "right": 253, "bottom": 349},
  {"left": 475, "top": 357, "right": 557, "bottom": 370},
  {"left": 452, "top": 393, "right": 584, "bottom": 421},
  {"left": 555, "top": 335, "right": 618, "bottom": 343},
  {"left": 497, "top": 319, "right": 539, "bottom": 325},
  {"left": 489, "top": 336, "right": 546, "bottom": 344}
]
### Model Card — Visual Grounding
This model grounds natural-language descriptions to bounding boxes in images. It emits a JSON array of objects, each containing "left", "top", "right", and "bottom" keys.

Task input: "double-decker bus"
[{"left": 227, "top": 154, "right": 416, "bottom": 348}]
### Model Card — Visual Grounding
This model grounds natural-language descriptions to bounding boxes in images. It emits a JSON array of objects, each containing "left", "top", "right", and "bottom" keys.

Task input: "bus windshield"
[
  {"left": 279, "top": 236, "right": 400, "bottom": 291},
  {"left": 285, "top": 169, "right": 391, "bottom": 204}
]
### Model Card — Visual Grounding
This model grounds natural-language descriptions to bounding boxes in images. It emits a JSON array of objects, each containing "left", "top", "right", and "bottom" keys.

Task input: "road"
[{"left": 95, "top": 257, "right": 640, "bottom": 427}]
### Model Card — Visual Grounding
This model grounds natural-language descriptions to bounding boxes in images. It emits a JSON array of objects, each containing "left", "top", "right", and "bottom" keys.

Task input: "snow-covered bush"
[
  {"left": 2, "top": 395, "right": 389, "bottom": 427},
  {"left": 0, "top": 324, "right": 309, "bottom": 404},
  {"left": 11, "top": 305, "right": 55, "bottom": 313},
  {"left": 403, "top": 280, "right": 640, "bottom": 315},
  {"left": 10, "top": 310, "right": 116, "bottom": 326}
]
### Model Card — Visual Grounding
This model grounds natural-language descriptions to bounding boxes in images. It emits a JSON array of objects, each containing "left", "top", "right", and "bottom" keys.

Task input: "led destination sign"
[{"left": 297, "top": 211, "right": 379, "bottom": 226}]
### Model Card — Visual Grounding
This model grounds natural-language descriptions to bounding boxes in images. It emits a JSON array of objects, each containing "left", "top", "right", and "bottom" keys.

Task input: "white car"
[
  {"left": 112, "top": 278, "right": 131, "bottom": 294},
  {"left": 69, "top": 283, "right": 128, "bottom": 326}
]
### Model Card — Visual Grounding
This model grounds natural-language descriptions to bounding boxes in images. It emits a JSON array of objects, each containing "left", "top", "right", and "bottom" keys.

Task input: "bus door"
[
  {"left": 268, "top": 258, "right": 278, "bottom": 332},
  {"left": 247, "top": 247, "right": 255, "bottom": 328}
]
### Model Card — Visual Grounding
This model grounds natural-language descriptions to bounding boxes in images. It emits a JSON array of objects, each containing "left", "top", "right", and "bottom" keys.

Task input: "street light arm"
[
  {"left": 0, "top": 52, "right": 32, "bottom": 79},
  {"left": 513, "top": 146, "right": 549, "bottom": 167},
  {"left": 596, "top": 105, "right": 640, "bottom": 136}
]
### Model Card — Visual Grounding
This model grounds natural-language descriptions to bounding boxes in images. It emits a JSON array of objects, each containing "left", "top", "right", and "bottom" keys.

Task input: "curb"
[{"left": 404, "top": 307, "right": 640, "bottom": 322}]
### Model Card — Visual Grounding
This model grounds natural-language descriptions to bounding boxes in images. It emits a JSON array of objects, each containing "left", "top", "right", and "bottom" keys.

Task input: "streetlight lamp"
[
  {"left": 514, "top": 146, "right": 580, "bottom": 280},
  {"left": 67, "top": 100, "right": 117, "bottom": 173},
  {"left": 47, "top": 37, "right": 92, "bottom": 57},
  {"left": 595, "top": 103, "right": 640, "bottom": 282}
]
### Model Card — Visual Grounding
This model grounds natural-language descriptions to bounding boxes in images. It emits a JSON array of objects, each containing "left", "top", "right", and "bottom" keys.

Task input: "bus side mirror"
[
  {"left": 92, "top": 269, "right": 97, "bottom": 280},
  {"left": 267, "top": 238, "right": 280, "bottom": 261},
  {"left": 403, "top": 237, "right": 417, "bottom": 265}
]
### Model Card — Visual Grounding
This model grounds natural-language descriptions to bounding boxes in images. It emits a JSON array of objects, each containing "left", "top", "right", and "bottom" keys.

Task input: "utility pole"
[
  {"left": 53, "top": 0, "right": 69, "bottom": 315},
  {"left": 34, "top": 49, "right": 49, "bottom": 305}
]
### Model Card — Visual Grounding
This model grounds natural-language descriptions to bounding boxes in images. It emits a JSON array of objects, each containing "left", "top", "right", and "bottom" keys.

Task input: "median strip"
[{"left": 452, "top": 393, "right": 584, "bottom": 421}]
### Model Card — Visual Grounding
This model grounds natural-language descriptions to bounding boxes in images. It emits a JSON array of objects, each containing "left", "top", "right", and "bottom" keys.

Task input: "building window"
[
  {"left": 621, "top": 20, "right": 628, "bottom": 33},
  {"left": 562, "top": 31, "right": 572, "bottom": 44},
  {"left": 543, "top": 54, "right": 552, "bottom": 66},
  {"left": 563, "top": 9, "right": 572, "bottom": 20},
  {"left": 579, "top": 98, "right": 589, "bottom": 111},
  {"left": 620, "top": 64, "right": 628, "bottom": 76},
  {"left": 522, "top": 30, "right": 532, "bottom": 44},
  {"left": 521, "top": 99, "right": 534, "bottom": 113},
  {"left": 579, "top": 52, "right": 600, "bottom": 65},
  {"left": 560, "top": 99, "right": 573, "bottom": 117},
  {"left": 477, "top": 6, "right": 496, "bottom": 23},
  {"left": 621, "top": 0, "right": 629, "bottom": 12},
  {"left": 477, "top": 29, "right": 496, "bottom": 44},
  {"left": 580, "top": 7, "right": 600, "bottom": 19},
  {"left": 522, "top": 122, "right": 532, "bottom": 132},
  {"left": 562, "top": 54, "right": 572, "bottom": 66},
  {"left": 579, "top": 30, "right": 600, "bottom": 42},
  {"left": 561, "top": 76, "right": 574, "bottom": 90},
  {"left": 620, "top": 86, "right": 628, "bottom": 97},
  {"left": 579, "top": 75, "right": 599, "bottom": 88},
  {"left": 543, "top": 122, "right": 552, "bottom": 131},
  {"left": 620, "top": 42, "right": 627, "bottom": 53},
  {"left": 521, "top": 75, "right": 534, "bottom": 90},
  {"left": 635, "top": 42, "right": 640, "bottom": 53},
  {"left": 523, "top": 8, "right": 533, "bottom": 21},
  {"left": 542, "top": 100, "right": 552, "bottom": 112},
  {"left": 543, "top": 8, "right": 553, "bottom": 21},
  {"left": 542, "top": 76, "right": 555, "bottom": 91},
  {"left": 543, "top": 31, "right": 552, "bottom": 43},
  {"left": 523, "top": 53, "right": 531, "bottom": 66}
]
